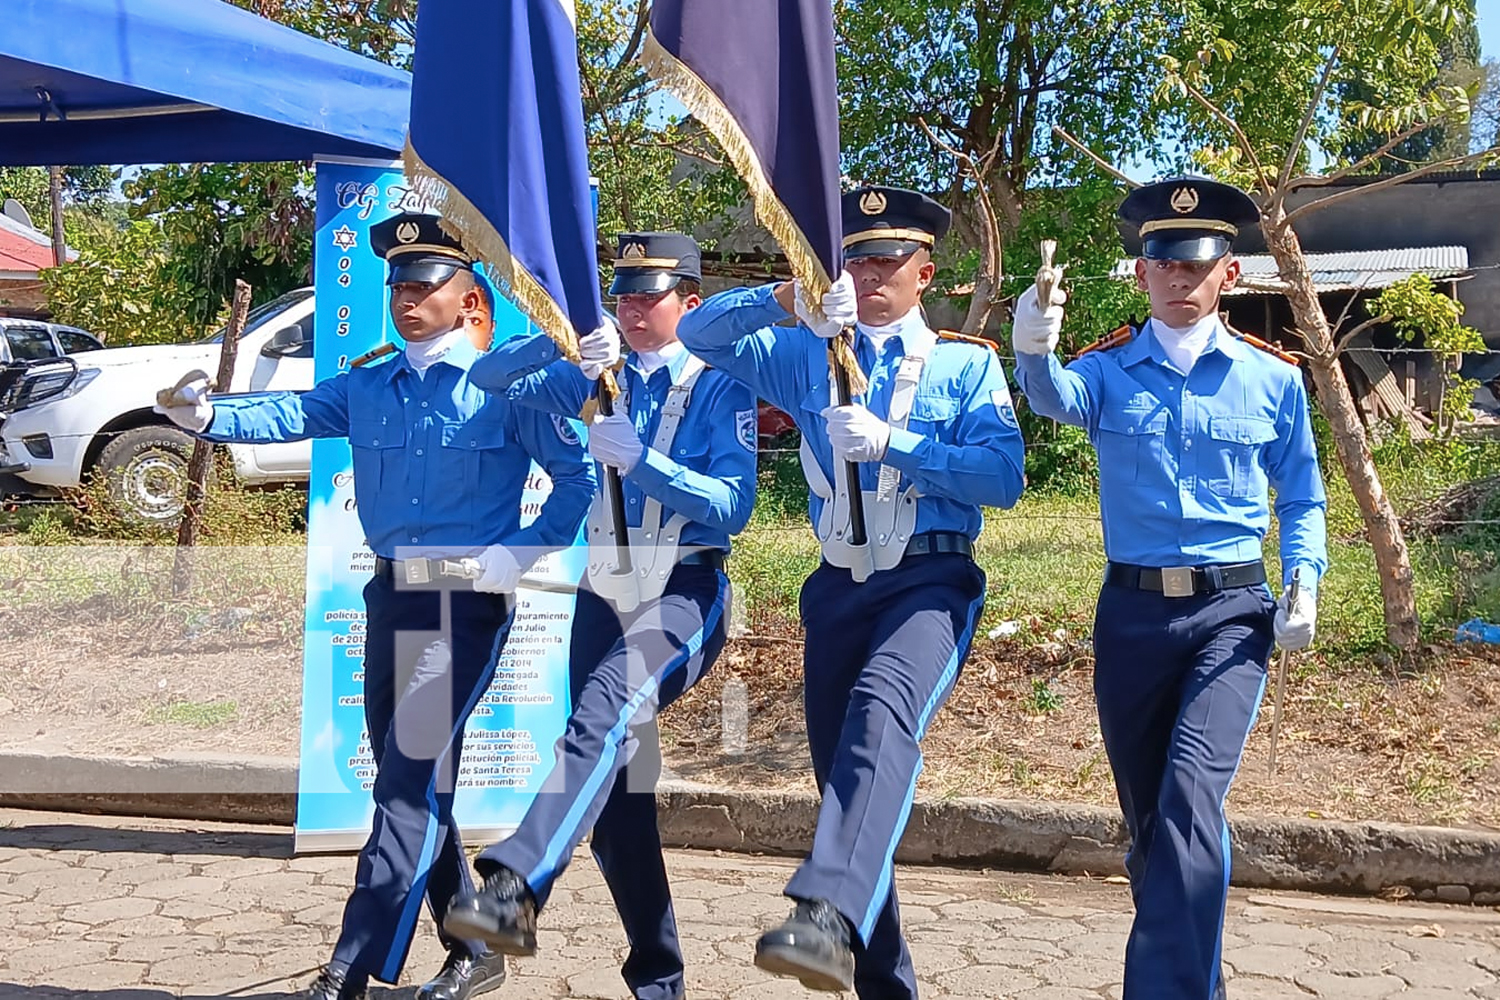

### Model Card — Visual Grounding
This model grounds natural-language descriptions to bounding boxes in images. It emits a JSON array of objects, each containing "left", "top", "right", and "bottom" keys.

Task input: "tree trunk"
[
  {"left": 47, "top": 166, "right": 66, "bottom": 267},
  {"left": 173, "top": 279, "right": 252, "bottom": 597},
  {"left": 1260, "top": 210, "right": 1420, "bottom": 651}
]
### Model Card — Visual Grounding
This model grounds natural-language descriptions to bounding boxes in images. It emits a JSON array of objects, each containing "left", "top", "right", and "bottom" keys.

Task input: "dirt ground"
[{"left": 3, "top": 584, "right": 1498, "bottom": 831}]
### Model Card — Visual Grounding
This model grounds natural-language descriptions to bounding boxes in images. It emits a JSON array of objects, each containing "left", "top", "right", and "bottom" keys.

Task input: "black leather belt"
[
  {"left": 905, "top": 531, "right": 974, "bottom": 560},
  {"left": 1105, "top": 560, "right": 1265, "bottom": 597},
  {"left": 677, "top": 550, "right": 727, "bottom": 571}
]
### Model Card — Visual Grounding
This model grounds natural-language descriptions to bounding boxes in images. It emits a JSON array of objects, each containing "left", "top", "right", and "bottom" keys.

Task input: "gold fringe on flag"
[
  {"left": 403, "top": 139, "right": 582, "bottom": 366},
  {"left": 640, "top": 31, "right": 867, "bottom": 397}
]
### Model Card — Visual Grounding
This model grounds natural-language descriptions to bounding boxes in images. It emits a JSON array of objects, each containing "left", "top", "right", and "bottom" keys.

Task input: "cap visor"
[
  {"left": 387, "top": 261, "right": 463, "bottom": 286},
  {"left": 844, "top": 238, "right": 924, "bottom": 260},
  {"left": 1142, "top": 235, "right": 1231, "bottom": 262},
  {"left": 609, "top": 271, "right": 679, "bottom": 295}
]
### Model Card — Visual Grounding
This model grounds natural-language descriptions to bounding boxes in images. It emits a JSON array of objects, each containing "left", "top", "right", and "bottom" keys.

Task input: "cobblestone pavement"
[{"left": 2, "top": 808, "right": 1499, "bottom": 999}]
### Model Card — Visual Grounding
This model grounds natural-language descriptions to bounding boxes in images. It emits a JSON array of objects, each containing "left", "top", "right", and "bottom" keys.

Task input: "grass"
[
  {"left": 144, "top": 699, "right": 239, "bottom": 728},
  {"left": 6, "top": 422, "right": 1500, "bottom": 669}
]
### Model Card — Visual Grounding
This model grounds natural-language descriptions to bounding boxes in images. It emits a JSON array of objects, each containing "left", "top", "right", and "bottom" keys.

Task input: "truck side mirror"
[{"left": 261, "top": 321, "right": 311, "bottom": 359}]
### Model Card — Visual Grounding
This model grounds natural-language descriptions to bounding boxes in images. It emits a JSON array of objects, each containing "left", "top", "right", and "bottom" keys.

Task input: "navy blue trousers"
[
  {"left": 479, "top": 564, "right": 732, "bottom": 1000},
  {"left": 331, "top": 574, "right": 512, "bottom": 985},
  {"left": 1093, "top": 581, "right": 1275, "bottom": 1000},
  {"left": 788, "top": 554, "right": 986, "bottom": 1000}
]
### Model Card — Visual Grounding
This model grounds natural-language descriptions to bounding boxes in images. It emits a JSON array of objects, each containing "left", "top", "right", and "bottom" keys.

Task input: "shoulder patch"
[
  {"left": 1229, "top": 328, "right": 1301, "bottom": 366},
  {"left": 991, "top": 387, "right": 1019, "bottom": 429},
  {"left": 937, "top": 329, "right": 1001, "bottom": 353},
  {"left": 349, "top": 342, "right": 397, "bottom": 369},
  {"left": 735, "top": 409, "right": 758, "bottom": 452},
  {"left": 551, "top": 413, "right": 581, "bottom": 446},
  {"left": 1074, "top": 324, "right": 1134, "bottom": 359}
]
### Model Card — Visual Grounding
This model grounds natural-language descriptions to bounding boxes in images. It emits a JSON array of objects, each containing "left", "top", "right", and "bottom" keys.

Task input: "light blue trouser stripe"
[
  {"left": 1209, "top": 669, "right": 1267, "bottom": 997},
  {"left": 528, "top": 576, "right": 729, "bottom": 892},
  {"left": 858, "top": 587, "right": 986, "bottom": 940},
  {"left": 380, "top": 616, "right": 508, "bottom": 982}
]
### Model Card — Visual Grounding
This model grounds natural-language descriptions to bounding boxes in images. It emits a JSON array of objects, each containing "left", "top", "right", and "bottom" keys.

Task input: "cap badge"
[
  {"left": 621, "top": 242, "right": 648, "bottom": 260},
  {"left": 859, "top": 190, "right": 887, "bottom": 215},
  {"left": 395, "top": 221, "right": 421, "bottom": 244},
  {"left": 1170, "top": 187, "right": 1200, "bottom": 214}
]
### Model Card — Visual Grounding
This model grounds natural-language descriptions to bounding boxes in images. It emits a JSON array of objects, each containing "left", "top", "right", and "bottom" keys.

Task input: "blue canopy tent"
[{"left": 0, "top": 0, "right": 411, "bottom": 165}]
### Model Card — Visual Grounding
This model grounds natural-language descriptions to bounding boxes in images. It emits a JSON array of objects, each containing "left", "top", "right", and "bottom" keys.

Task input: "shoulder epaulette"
[
  {"left": 937, "top": 329, "right": 1001, "bottom": 353},
  {"left": 349, "top": 342, "right": 397, "bottom": 369},
  {"left": 1074, "top": 324, "right": 1134, "bottom": 359},
  {"left": 1228, "top": 327, "right": 1300, "bottom": 366}
]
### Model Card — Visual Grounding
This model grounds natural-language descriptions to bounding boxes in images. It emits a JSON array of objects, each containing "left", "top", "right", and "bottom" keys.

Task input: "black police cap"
[
  {"left": 842, "top": 186, "right": 951, "bottom": 259},
  {"left": 1118, "top": 176, "right": 1260, "bottom": 262},
  {"left": 370, "top": 212, "right": 474, "bottom": 286},
  {"left": 609, "top": 232, "right": 702, "bottom": 295}
]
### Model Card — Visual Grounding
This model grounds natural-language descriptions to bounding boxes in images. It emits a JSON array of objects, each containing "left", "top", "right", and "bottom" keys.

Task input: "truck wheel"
[{"left": 96, "top": 425, "right": 199, "bottom": 523}]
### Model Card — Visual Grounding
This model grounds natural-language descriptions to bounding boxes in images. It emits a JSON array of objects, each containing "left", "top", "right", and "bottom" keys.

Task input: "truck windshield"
[{"left": 198, "top": 288, "right": 314, "bottom": 344}]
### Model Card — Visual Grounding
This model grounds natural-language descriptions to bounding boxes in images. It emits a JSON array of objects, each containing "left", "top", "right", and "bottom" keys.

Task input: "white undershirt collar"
[{"left": 404, "top": 327, "right": 465, "bottom": 378}]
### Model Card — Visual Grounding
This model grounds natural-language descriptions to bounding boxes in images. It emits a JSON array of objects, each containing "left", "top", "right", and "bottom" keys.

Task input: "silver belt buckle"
[
  {"left": 404, "top": 559, "right": 432, "bottom": 585},
  {"left": 1160, "top": 566, "right": 1195, "bottom": 598}
]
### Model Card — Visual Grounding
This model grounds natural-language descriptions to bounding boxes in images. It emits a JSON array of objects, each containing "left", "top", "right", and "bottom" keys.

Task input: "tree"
[
  {"left": 41, "top": 218, "right": 185, "bottom": 345},
  {"left": 834, "top": 0, "right": 1174, "bottom": 334},
  {"left": 1337, "top": 0, "right": 1481, "bottom": 171},
  {"left": 0, "top": 166, "right": 113, "bottom": 223},
  {"left": 1145, "top": 0, "right": 1492, "bottom": 652},
  {"left": 125, "top": 162, "right": 314, "bottom": 333}
]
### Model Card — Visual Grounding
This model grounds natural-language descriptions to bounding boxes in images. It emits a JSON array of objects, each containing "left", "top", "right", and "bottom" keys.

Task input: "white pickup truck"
[{"left": 0, "top": 287, "right": 316, "bottom": 521}]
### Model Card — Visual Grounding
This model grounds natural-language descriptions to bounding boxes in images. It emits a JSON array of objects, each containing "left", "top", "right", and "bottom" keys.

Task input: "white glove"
[
  {"left": 794, "top": 270, "right": 857, "bottom": 338},
  {"left": 821, "top": 404, "right": 890, "bottom": 463},
  {"left": 579, "top": 318, "right": 622, "bottom": 381},
  {"left": 588, "top": 411, "right": 645, "bottom": 472},
  {"left": 1011, "top": 281, "right": 1066, "bottom": 356},
  {"left": 1273, "top": 585, "right": 1317, "bottom": 651},
  {"left": 473, "top": 545, "right": 522, "bottom": 594},
  {"left": 151, "top": 375, "right": 213, "bottom": 433}
]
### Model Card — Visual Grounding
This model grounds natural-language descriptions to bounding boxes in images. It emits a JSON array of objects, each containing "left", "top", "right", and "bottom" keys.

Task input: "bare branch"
[
  {"left": 1274, "top": 47, "right": 1339, "bottom": 214},
  {"left": 1287, "top": 151, "right": 1499, "bottom": 224},
  {"left": 614, "top": 0, "right": 650, "bottom": 71},
  {"left": 1051, "top": 126, "right": 1140, "bottom": 188},
  {"left": 1290, "top": 122, "right": 1433, "bottom": 190},
  {"left": 1180, "top": 80, "right": 1272, "bottom": 195},
  {"left": 1335, "top": 313, "right": 1391, "bottom": 354},
  {"left": 1234, "top": 274, "right": 1293, "bottom": 295},
  {"left": 919, "top": 116, "right": 1002, "bottom": 335}
]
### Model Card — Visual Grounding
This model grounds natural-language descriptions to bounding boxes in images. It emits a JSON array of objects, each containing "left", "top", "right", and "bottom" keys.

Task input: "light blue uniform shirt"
[
  {"left": 202, "top": 336, "right": 595, "bottom": 560},
  {"left": 676, "top": 284, "right": 1026, "bottom": 539},
  {"left": 469, "top": 332, "right": 757, "bottom": 552},
  {"left": 1014, "top": 320, "right": 1328, "bottom": 592}
]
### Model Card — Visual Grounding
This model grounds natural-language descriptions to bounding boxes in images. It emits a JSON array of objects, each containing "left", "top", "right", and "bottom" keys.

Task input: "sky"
[{"left": 1483, "top": 0, "right": 1500, "bottom": 61}]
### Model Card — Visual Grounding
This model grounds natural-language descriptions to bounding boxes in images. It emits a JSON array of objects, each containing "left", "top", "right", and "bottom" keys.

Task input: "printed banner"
[{"left": 294, "top": 159, "right": 583, "bottom": 853}]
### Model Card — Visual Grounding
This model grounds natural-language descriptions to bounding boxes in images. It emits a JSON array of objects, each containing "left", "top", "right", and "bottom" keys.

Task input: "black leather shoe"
[
  {"left": 415, "top": 948, "right": 507, "bottom": 1000},
  {"left": 441, "top": 864, "right": 538, "bottom": 957},
  {"left": 304, "top": 967, "right": 367, "bottom": 1000},
  {"left": 753, "top": 897, "right": 854, "bottom": 992}
]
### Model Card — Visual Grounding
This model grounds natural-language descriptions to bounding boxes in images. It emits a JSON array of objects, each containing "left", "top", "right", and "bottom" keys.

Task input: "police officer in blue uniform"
[
  {"left": 154, "top": 213, "right": 595, "bottom": 1000},
  {"left": 677, "top": 188, "right": 1026, "bottom": 997},
  {"left": 440, "top": 233, "right": 757, "bottom": 1000},
  {"left": 1011, "top": 178, "right": 1327, "bottom": 1000}
]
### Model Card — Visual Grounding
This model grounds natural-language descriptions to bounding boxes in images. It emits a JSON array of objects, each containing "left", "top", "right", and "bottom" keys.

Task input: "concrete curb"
[{"left": 3, "top": 750, "right": 1498, "bottom": 901}]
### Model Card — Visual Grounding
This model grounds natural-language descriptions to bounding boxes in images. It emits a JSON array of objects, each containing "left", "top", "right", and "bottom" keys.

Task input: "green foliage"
[
  {"left": 1368, "top": 274, "right": 1485, "bottom": 425},
  {"left": 0, "top": 166, "right": 113, "bottom": 223},
  {"left": 1161, "top": 0, "right": 1480, "bottom": 189},
  {"left": 1020, "top": 418, "right": 1098, "bottom": 496},
  {"left": 125, "top": 163, "right": 315, "bottom": 331},
  {"left": 225, "top": 0, "right": 415, "bottom": 67},
  {"left": 1025, "top": 677, "right": 1064, "bottom": 715},
  {"left": 41, "top": 219, "right": 187, "bottom": 345}
]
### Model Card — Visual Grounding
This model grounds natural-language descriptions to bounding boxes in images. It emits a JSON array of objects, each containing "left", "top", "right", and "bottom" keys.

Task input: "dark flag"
[
  {"left": 404, "top": 0, "right": 601, "bottom": 359},
  {"left": 643, "top": 0, "right": 847, "bottom": 336}
]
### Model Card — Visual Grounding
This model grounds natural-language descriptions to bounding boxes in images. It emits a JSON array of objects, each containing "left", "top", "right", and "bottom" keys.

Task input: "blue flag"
[
  {"left": 644, "top": 0, "right": 842, "bottom": 299},
  {"left": 405, "top": 0, "right": 600, "bottom": 355}
]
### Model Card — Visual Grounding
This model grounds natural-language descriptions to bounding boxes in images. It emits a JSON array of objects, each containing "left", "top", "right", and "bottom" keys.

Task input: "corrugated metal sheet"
[{"left": 1110, "top": 246, "right": 1471, "bottom": 295}]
